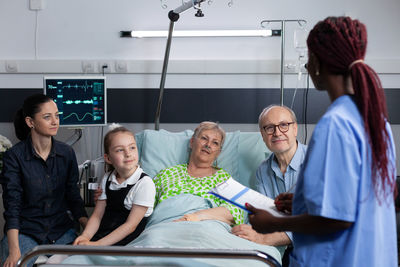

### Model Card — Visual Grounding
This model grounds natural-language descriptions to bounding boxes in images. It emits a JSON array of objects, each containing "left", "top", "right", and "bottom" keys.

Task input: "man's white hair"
[{"left": 258, "top": 104, "right": 297, "bottom": 129}]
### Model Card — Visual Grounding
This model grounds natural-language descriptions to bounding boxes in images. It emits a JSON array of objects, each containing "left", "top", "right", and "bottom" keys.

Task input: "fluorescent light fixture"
[{"left": 120, "top": 29, "right": 281, "bottom": 38}]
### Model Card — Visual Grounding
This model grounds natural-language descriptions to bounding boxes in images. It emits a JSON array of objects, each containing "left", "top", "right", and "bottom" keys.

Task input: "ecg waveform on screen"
[
  {"left": 61, "top": 99, "right": 104, "bottom": 123},
  {"left": 63, "top": 112, "right": 94, "bottom": 122},
  {"left": 62, "top": 81, "right": 93, "bottom": 91},
  {"left": 45, "top": 78, "right": 105, "bottom": 126}
]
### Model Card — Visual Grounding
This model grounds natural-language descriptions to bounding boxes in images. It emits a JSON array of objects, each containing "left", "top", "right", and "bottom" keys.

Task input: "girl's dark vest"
[{"left": 92, "top": 172, "right": 149, "bottom": 246}]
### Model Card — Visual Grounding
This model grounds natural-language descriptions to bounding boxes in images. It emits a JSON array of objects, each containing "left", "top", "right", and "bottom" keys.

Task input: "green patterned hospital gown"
[{"left": 154, "top": 164, "right": 245, "bottom": 225}]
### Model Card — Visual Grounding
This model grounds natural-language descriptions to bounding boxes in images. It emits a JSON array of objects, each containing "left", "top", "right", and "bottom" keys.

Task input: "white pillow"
[{"left": 140, "top": 129, "right": 240, "bottom": 179}]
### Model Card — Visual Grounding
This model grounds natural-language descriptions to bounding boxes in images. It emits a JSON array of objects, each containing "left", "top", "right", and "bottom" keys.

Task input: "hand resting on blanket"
[{"left": 173, "top": 206, "right": 234, "bottom": 224}]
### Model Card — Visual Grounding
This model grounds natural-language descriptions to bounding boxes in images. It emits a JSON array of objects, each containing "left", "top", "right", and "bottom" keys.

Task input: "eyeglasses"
[{"left": 263, "top": 122, "right": 295, "bottom": 135}]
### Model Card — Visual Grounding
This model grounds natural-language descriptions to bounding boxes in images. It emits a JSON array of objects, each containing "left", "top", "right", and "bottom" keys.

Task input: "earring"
[{"left": 316, "top": 70, "right": 320, "bottom": 76}]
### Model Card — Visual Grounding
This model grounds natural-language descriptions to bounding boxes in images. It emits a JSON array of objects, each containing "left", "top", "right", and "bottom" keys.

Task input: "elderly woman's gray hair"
[
  {"left": 258, "top": 104, "right": 297, "bottom": 129},
  {"left": 192, "top": 121, "right": 226, "bottom": 148}
]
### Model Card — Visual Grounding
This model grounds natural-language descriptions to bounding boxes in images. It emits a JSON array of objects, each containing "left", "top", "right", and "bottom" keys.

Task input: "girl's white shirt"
[{"left": 98, "top": 166, "right": 155, "bottom": 217}]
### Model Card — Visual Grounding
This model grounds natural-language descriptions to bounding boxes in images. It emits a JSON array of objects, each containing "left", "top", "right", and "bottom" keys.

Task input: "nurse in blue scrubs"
[{"left": 247, "top": 16, "right": 397, "bottom": 267}]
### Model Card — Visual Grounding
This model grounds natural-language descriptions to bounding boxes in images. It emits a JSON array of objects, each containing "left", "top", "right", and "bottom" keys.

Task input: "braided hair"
[{"left": 307, "top": 16, "right": 395, "bottom": 202}]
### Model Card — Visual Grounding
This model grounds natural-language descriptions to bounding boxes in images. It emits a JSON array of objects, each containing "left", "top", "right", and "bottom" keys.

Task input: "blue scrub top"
[{"left": 291, "top": 95, "right": 397, "bottom": 267}]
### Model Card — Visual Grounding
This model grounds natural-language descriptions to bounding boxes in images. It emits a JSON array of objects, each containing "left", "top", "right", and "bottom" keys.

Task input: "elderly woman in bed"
[{"left": 154, "top": 121, "right": 245, "bottom": 225}]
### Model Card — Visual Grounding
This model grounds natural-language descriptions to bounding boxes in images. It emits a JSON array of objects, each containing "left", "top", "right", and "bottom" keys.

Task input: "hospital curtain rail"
[{"left": 17, "top": 244, "right": 282, "bottom": 267}]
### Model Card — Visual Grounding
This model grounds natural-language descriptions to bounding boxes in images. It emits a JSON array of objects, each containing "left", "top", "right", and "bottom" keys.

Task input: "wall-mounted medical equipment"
[
  {"left": 44, "top": 77, "right": 107, "bottom": 206},
  {"left": 44, "top": 76, "right": 107, "bottom": 127}
]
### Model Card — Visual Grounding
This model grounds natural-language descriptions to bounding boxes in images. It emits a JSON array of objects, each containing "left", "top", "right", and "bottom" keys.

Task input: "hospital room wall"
[
  {"left": 1, "top": 0, "right": 399, "bottom": 63},
  {"left": 0, "top": 0, "right": 400, "bottom": 171}
]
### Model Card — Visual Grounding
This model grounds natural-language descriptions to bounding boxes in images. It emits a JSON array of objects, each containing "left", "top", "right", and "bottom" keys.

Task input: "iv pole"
[
  {"left": 155, "top": 0, "right": 206, "bottom": 130},
  {"left": 260, "top": 19, "right": 306, "bottom": 106}
]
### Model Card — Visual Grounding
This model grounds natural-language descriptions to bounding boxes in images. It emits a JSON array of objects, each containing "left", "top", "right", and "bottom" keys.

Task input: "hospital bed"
[
  {"left": 18, "top": 245, "right": 281, "bottom": 267},
  {"left": 17, "top": 129, "right": 282, "bottom": 266}
]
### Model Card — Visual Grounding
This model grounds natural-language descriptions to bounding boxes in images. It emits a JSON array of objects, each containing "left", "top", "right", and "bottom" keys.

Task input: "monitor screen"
[{"left": 44, "top": 76, "right": 107, "bottom": 127}]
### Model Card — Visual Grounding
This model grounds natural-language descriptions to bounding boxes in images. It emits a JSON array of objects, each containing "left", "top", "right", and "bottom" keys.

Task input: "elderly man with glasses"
[{"left": 232, "top": 104, "right": 307, "bottom": 264}]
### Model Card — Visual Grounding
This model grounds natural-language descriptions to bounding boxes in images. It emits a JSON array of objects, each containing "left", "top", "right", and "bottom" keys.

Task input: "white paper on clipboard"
[{"left": 209, "top": 178, "right": 288, "bottom": 217}]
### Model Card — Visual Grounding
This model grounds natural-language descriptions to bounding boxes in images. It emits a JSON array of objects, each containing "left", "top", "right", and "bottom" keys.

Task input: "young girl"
[{"left": 73, "top": 126, "right": 155, "bottom": 246}]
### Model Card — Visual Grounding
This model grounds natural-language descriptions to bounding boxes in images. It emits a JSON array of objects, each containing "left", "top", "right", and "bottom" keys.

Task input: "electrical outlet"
[
  {"left": 29, "top": 0, "right": 45, "bottom": 10},
  {"left": 98, "top": 61, "right": 111, "bottom": 73},
  {"left": 115, "top": 61, "right": 128, "bottom": 73},
  {"left": 82, "top": 61, "right": 95, "bottom": 73},
  {"left": 5, "top": 61, "right": 18, "bottom": 72}
]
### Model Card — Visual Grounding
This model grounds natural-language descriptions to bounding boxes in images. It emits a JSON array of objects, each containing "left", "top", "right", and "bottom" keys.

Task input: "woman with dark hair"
[
  {"left": 247, "top": 17, "right": 397, "bottom": 266},
  {"left": 0, "top": 94, "right": 88, "bottom": 267}
]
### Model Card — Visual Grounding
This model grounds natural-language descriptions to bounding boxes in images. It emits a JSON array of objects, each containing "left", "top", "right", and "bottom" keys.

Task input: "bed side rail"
[{"left": 17, "top": 245, "right": 281, "bottom": 267}]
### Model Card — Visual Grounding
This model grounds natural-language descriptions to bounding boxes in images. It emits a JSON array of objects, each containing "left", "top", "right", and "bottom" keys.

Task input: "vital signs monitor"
[{"left": 44, "top": 76, "right": 107, "bottom": 127}]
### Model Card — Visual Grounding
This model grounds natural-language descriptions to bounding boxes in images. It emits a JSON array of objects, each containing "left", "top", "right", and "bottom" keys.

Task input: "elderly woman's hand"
[
  {"left": 173, "top": 213, "right": 200, "bottom": 222},
  {"left": 231, "top": 224, "right": 264, "bottom": 243}
]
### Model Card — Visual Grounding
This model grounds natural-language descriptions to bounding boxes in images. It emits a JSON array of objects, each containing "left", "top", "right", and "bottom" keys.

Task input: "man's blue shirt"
[
  {"left": 256, "top": 142, "right": 307, "bottom": 197},
  {"left": 255, "top": 141, "right": 307, "bottom": 241}
]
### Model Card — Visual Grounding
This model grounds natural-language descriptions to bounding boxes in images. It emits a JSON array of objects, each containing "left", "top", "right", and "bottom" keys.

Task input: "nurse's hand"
[
  {"left": 274, "top": 193, "right": 293, "bottom": 214},
  {"left": 247, "top": 203, "right": 277, "bottom": 234}
]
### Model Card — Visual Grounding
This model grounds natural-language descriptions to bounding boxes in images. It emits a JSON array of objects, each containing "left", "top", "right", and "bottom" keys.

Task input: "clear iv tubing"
[
  {"left": 290, "top": 61, "right": 305, "bottom": 110},
  {"left": 290, "top": 73, "right": 300, "bottom": 110}
]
